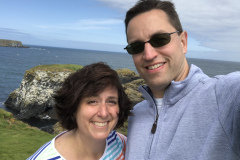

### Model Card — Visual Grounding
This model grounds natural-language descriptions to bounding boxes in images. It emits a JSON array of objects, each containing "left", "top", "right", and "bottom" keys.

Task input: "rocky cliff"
[
  {"left": 4, "top": 64, "right": 145, "bottom": 120},
  {"left": 4, "top": 64, "right": 84, "bottom": 119},
  {"left": 0, "top": 39, "right": 29, "bottom": 48}
]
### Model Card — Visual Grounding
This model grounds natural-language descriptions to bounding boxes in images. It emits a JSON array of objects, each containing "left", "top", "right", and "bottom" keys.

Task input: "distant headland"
[{"left": 0, "top": 39, "right": 29, "bottom": 48}]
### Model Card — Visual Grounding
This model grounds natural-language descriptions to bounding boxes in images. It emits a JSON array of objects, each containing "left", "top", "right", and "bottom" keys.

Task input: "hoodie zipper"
[
  {"left": 142, "top": 86, "right": 159, "bottom": 134},
  {"left": 141, "top": 86, "right": 159, "bottom": 158}
]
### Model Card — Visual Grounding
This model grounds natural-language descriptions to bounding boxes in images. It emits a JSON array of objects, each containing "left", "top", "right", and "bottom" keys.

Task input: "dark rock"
[
  {"left": 40, "top": 125, "right": 55, "bottom": 134},
  {"left": 123, "top": 79, "right": 145, "bottom": 106},
  {"left": 116, "top": 68, "right": 141, "bottom": 84}
]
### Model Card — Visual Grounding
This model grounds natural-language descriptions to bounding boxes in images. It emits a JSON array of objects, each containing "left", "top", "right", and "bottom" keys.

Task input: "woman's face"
[{"left": 75, "top": 86, "right": 119, "bottom": 141}]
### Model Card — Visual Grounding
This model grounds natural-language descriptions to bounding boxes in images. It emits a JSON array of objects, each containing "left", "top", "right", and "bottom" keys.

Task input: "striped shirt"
[{"left": 27, "top": 130, "right": 127, "bottom": 160}]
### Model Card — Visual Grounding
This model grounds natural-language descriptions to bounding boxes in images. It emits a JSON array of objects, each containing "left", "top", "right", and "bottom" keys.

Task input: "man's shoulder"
[
  {"left": 215, "top": 71, "right": 240, "bottom": 79},
  {"left": 214, "top": 71, "right": 240, "bottom": 88},
  {"left": 132, "top": 99, "right": 149, "bottom": 111},
  {"left": 214, "top": 71, "right": 240, "bottom": 113}
]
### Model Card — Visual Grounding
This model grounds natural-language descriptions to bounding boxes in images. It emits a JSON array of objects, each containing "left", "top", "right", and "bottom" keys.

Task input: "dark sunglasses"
[{"left": 124, "top": 31, "right": 180, "bottom": 55}]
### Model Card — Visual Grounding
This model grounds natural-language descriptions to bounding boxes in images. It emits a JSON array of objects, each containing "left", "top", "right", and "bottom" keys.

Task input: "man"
[{"left": 124, "top": 0, "right": 240, "bottom": 159}]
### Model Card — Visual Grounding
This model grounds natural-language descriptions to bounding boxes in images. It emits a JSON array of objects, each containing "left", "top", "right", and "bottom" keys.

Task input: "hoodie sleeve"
[{"left": 215, "top": 72, "right": 240, "bottom": 155}]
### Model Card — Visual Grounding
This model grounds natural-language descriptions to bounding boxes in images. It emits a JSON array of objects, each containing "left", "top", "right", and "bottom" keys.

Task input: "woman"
[{"left": 28, "top": 62, "right": 132, "bottom": 160}]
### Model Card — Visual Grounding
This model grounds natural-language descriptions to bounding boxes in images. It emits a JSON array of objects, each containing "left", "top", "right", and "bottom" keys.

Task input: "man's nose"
[{"left": 143, "top": 42, "right": 158, "bottom": 60}]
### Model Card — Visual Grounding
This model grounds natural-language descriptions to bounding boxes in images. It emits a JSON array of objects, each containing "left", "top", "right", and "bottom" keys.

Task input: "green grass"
[
  {"left": 26, "top": 64, "right": 84, "bottom": 74},
  {"left": 0, "top": 109, "right": 56, "bottom": 160}
]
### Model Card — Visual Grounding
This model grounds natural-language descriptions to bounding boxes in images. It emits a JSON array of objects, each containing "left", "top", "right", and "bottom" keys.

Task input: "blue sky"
[{"left": 1, "top": 0, "right": 240, "bottom": 62}]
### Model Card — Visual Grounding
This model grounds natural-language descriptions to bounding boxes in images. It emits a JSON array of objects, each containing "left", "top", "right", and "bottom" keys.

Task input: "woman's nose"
[{"left": 97, "top": 103, "right": 109, "bottom": 118}]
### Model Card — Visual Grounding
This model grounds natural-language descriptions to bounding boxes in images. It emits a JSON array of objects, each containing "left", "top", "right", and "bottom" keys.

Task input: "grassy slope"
[{"left": 0, "top": 109, "right": 56, "bottom": 160}]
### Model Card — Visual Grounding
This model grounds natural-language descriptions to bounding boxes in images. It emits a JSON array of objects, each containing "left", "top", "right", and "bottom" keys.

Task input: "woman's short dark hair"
[
  {"left": 125, "top": 0, "right": 183, "bottom": 35},
  {"left": 54, "top": 62, "right": 132, "bottom": 130}
]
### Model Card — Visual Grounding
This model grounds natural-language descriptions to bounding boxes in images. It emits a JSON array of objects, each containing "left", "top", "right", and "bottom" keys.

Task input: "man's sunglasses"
[{"left": 124, "top": 31, "right": 181, "bottom": 55}]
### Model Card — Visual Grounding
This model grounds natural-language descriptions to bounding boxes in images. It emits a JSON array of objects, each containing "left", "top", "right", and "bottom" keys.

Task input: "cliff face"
[
  {"left": 0, "top": 39, "right": 29, "bottom": 48},
  {"left": 4, "top": 64, "right": 83, "bottom": 119},
  {"left": 5, "top": 65, "right": 145, "bottom": 120}
]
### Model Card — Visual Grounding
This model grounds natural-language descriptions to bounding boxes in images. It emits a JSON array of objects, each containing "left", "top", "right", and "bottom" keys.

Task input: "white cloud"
[
  {"left": 0, "top": 28, "right": 32, "bottom": 37},
  {"left": 174, "top": 0, "right": 240, "bottom": 53},
  {"left": 98, "top": 0, "right": 240, "bottom": 57},
  {"left": 36, "top": 19, "right": 122, "bottom": 30}
]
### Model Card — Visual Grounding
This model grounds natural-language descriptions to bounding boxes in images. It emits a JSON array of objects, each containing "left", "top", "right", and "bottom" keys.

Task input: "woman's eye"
[
  {"left": 108, "top": 100, "right": 118, "bottom": 105},
  {"left": 88, "top": 100, "right": 97, "bottom": 104}
]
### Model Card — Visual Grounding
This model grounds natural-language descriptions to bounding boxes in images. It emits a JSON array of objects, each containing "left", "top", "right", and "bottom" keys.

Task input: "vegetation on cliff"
[{"left": 26, "top": 64, "right": 83, "bottom": 73}]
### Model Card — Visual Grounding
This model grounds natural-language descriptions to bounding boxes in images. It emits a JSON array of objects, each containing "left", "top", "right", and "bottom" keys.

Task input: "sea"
[{"left": 1, "top": 45, "right": 240, "bottom": 129}]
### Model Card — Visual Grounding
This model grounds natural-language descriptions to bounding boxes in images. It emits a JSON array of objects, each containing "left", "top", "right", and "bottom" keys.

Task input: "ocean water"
[
  {"left": 1, "top": 45, "right": 240, "bottom": 113},
  {"left": 0, "top": 45, "right": 135, "bottom": 107}
]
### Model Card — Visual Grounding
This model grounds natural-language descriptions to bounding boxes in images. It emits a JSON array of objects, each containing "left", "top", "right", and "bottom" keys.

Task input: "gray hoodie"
[{"left": 125, "top": 64, "right": 240, "bottom": 160}]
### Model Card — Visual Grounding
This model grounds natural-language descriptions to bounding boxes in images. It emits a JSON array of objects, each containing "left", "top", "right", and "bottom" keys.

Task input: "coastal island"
[{"left": 0, "top": 39, "right": 29, "bottom": 48}]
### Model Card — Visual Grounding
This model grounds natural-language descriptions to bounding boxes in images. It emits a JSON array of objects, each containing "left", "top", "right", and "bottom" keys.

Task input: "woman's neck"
[{"left": 55, "top": 130, "right": 106, "bottom": 160}]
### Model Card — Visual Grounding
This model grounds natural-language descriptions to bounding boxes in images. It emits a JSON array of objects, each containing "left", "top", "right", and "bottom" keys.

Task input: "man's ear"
[{"left": 181, "top": 31, "right": 188, "bottom": 54}]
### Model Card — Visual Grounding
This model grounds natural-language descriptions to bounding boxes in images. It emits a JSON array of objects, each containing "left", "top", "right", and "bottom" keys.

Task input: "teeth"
[
  {"left": 148, "top": 63, "right": 164, "bottom": 70},
  {"left": 93, "top": 122, "right": 108, "bottom": 127}
]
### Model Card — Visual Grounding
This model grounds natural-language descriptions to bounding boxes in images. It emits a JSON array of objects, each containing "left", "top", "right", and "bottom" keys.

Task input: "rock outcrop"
[
  {"left": 4, "top": 65, "right": 145, "bottom": 120},
  {"left": 4, "top": 64, "right": 83, "bottom": 119},
  {"left": 116, "top": 68, "right": 145, "bottom": 106},
  {"left": 0, "top": 39, "right": 29, "bottom": 48}
]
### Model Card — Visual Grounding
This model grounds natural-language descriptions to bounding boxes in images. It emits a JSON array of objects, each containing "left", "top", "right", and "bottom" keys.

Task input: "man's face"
[{"left": 126, "top": 9, "right": 189, "bottom": 98}]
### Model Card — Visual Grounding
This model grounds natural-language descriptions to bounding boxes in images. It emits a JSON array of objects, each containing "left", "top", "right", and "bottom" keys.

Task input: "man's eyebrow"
[
  {"left": 151, "top": 31, "right": 168, "bottom": 37},
  {"left": 129, "top": 31, "right": 167, "bottom": 44}
]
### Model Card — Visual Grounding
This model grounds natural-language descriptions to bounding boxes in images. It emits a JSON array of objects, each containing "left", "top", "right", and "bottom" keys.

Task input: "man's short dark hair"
[{"left": 125, "top": 0, "right": 183, "bottom": 35}]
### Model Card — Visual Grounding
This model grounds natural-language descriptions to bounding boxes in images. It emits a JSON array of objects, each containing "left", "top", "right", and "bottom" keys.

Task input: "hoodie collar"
[{"left": 139, "top": 64, "right": 209, "bottom": 105}]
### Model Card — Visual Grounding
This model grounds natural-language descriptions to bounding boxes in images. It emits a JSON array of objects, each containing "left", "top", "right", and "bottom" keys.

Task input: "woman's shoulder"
[
  {"left": 107, "top": 130, "right": 127, "bottom": 142},
  {"left": 27, "top": 131, "right": 68, "bottom": 160},
  {"left": 27, "top": 140, "right": 57, "bottom": 160},
  {"left": 116, "top": 132, "right": 127, "bottom": 142},
  {"left": 100, "top": 130, "right": 126, "bottom": 160}
]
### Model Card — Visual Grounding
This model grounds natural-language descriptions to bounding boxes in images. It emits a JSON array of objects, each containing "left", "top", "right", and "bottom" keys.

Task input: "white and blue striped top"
[{"left": 27, "top": 130, "right": 126, "bottom": 160}]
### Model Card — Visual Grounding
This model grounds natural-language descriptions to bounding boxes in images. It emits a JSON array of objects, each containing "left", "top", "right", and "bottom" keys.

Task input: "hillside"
[
  {"left": 0, "top": 109, "right": 55, "bottom": 159},
  {"left": 0, "top": 39, "right": 29, "bottom": 48}
]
